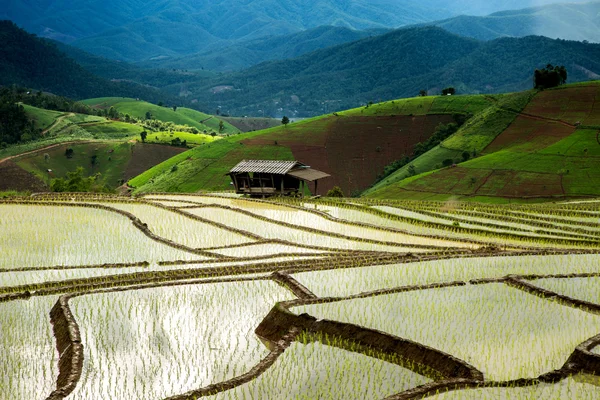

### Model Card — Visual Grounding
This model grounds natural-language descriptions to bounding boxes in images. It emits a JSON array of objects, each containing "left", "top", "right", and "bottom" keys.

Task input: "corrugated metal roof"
[
  {"left": 229, "top": 160, "right": 304, "bottom": 174},
  {"left": 287, "top": 168, "right": 331, "bottom": 182}
]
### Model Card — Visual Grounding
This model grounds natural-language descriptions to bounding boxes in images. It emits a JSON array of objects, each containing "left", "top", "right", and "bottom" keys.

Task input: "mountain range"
[
  {"left": 163, "top": 27, "right": 600, "bottom": 116},
  {"left": 415, "top": 1, "right": 600, "bottom": 42},
  {"left": 2, "top": 20, "right": 600, "bottom": 118},
  {"left": 3, "top": 0, "right": 586, "bottom": 62},
  {"left": 0, "top": 21, "right": 173, "bottom": 102}
]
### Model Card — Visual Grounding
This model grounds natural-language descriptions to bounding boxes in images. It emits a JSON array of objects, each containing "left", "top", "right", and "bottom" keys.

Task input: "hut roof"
[
  {"left": 229, "top": 160, "right": 304, "bottom": 175},
  {"left": 228, "top": 159, "right": 330, "bottom": 182},
  {"left": 287, "top": 168, "right": 330, "bottom": 182}
]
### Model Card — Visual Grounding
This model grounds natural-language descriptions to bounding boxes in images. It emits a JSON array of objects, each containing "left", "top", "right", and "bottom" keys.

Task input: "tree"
[
  {"left": 108, "top": 106, "right": 119, "bottom": 119},
  {"left": 50, "top": 167, "right": 111, "bottom": 193},
  {"left": 281, "top": 116, "right": 290, "bottom": 126},
  {"left": 326, "top": 186, "right": 344, "bottom": 197},
  {"left": 140, "top": 131, "right": 147, "bottom": 143},
  {"left": 441, "top": 87, "right": 456, "bottom": 96},
  {"left": 172, "top": 105, "right": 177, "bottom": 112},
  {"left": 462, "top": 151, "right": 471, "bottom": 162},
  {"left": 219, "top": 120, "right": 225, "bottom": 133},
  {"left": 419, "top": 90, "right": 427, "bottom": 97},
  {"left": 534, "top": 65, "right": 567, "bottom": 89},
  {"left": 145, "top": 111, "right": 152, "bottom": 120},
  {"left": 442, "top": 158, "right": 454, "bottom": 167}
]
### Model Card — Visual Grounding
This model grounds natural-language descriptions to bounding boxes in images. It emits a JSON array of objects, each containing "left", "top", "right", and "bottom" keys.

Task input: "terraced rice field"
[{"left": 1, "top": 193, "right": 600, "bottom": 399}]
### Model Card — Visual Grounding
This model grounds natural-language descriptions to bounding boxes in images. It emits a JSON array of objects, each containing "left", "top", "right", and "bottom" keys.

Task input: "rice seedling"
[
  {"left": 428, "top": 374, "right": 600, "bottom": 399},
  {"left": 0, "top": 204, "right": 200, "bottom": 269},
  {"left": 531, "top": 276, "right": 600, "bottom": 305},
  {"left": 207, "top": 338, "right": 431, "bottom": 400},
  {"left": 294, "top": 283, "right": 600, "bottom": 381},
  {"left": 69, "top": 280, "right": 295, "bottom": 399},
  {"left": 0, "top": 297, "right": 59, "bottom": 400},
  {"left": 3, "top": 196, "right": 600, "bottom": 399},
  {"left": 209, "top": 243, "right": 327, "bottom": 258},
  {"left": 96, "top": 202, "right": 255, "bottom": 248},
  {"left": 292, "top": 254, "right": 600, "bottom": 297},
  {"left": 182, "top": 207, "right": 460, "bottom": 251}
]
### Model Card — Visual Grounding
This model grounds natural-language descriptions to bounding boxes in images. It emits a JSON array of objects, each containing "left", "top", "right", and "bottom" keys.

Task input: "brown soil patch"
[
  {"left": 0, "top": 160, "right": 48, "bottom": 192},
  {"left": 324, "top": 115, "right": 453, "bottom": 195},
  {"left": 124, "top": 144, "right": 186, "bottom": 181},
  {"left": 242, "top": 115, "right": 453, "bottom": 195},
  {"left": 484, "top": 116, "right": 575, "bottom": 154},
  {"left": 526, "top": 86, "right": 599, "bottom": 125}
]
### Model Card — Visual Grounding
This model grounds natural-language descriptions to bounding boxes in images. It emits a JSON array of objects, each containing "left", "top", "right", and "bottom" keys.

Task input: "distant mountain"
[
  {"left": 0, "top": 21, "right": 172, "bottom": 102},
  {"left": 172, "top": 27, "right": 600, "bottom": 116},
  {"left": 3, "top": 0, "right": 578, "bottom": 62},
  {"left": 415, "top": 1, "right": 600, "bottom": 42},
  {"left": 141, "top": 26, "right": 391, "bottom": 72},
  {"left": 51, "top": 40, "right": 216, "bottom": 89}
]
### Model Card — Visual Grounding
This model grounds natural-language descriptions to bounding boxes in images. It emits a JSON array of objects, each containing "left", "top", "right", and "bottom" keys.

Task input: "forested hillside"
[
  {"left": 0, "top": 21, "right": 172, "bottom": 102},
  {"left": 171, "top": 27, "right": 600, "bottom": 116},
  {"left": 140, "top": 26, "right": 390, "bottom": 72}
]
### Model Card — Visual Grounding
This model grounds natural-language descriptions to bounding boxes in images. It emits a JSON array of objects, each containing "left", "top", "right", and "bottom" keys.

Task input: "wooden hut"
[{"left": 228, "top": 160, "right": 330, "bottom": 197}]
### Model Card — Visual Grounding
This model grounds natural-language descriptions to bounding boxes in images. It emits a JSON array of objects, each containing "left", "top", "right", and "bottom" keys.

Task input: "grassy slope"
[
  {"left": 15, "top": 141, "right": 185, "bottom": 188},
  {"left": 16, "top": 142, "right": 138, "bottom": 187},
  {"left": 21, "top": 104, "right": 64, "bottom": 131},
  {"left": 129, "top": 94, "right": 497, "bottom": 194},
  {"left": 81, "top": 98, "right": 241, "bottom": 134},
  {"left": 367, "top": 82, "right": 600, "bottom": 201},
  {"left": 3, "top": 105, "right": 199, "bottom": 190}
]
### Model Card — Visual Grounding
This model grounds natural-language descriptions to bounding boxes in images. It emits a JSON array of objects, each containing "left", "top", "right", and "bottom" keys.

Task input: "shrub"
[
  {"left": 326, "top": 186, "right": 344, "bottom": 198},
  {"left": 442, "top": 158, "right": 454, "bottom": 167}
]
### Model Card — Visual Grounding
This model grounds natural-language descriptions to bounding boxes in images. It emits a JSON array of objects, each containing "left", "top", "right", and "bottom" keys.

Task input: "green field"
[
  {"left": 81, "top": 97, "right": 241, "bottom": 134},
  {"left": 147, "top": 130, "right": 218, "bottom": 146},
  {"left": 366, "top": 82, "right": 600, "bottom": 201}
]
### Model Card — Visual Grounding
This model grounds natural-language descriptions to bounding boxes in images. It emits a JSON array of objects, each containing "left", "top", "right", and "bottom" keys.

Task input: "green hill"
[
  {"left": 129, "top": 82, "right": 600, "bottom": 202},
  {"left": 81, "top": 98, "right": 240, "bottom": 135},
  {"left": 0, "top": 102, "right": 217, "bottom": 192},
  {"left": 366, "top": 82, "right": 600, "bottom": 202},
  {"left": 128, "top": 93, "right": 500, "bottom": 195},
  {"left": 21, "top": 105, "right": 63, "bottom": 131}
]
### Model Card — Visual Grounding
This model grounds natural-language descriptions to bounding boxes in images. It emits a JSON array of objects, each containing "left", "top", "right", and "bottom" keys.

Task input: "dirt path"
[
  {"left": 41, "top": 113, "right": 75, "bottom": 136},
  {"left": 0, "top": 140, "right": 98, "bottom": 165}
]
